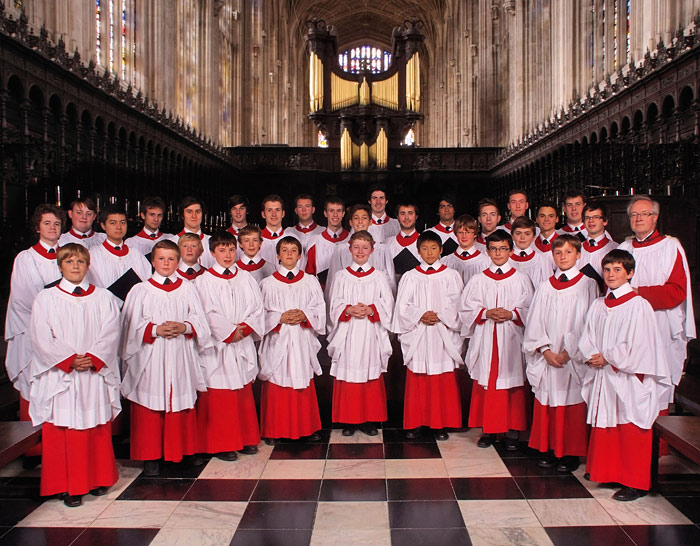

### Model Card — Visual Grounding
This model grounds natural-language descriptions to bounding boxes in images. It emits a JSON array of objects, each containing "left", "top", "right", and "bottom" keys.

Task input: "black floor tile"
[
  {"left": 138, "top": 459, "right": 207, "bottom": 479},
  {"left": 237, "top": 501, "right": 317, "bottom": 529},
  {"left": 280, "top": 429, "right": 331, "bottom": 444},
  {"left": 664, "top": 496, "right": 700, "bottom": 524},
  {"left": 251, "top": 479, "right": 321, "bottom": 501},
  {"left": 503, "top": 457, "right": 569, "bottom": 477},
  {"left": 0, "top": 527, "right": 85, "bottom": 546},
  {"left": 390, "top": 527, "right": 472, "bottom": 546},
  {"left": 319, "top": 479, "right": 387, "bottom": 501},
  {"left": 0, "top": 477, "right": 41, "bottom": 500},
  {"left": 269, "top": 443, "right": 328, "bottom": 459},
  {"left": 382, "top": 429, "right": 436, "bottom": 443},
  {"left": 387, "top": 478, "right": 455, "bottom": 501},
  {"left": 388, "top": 500, "right": 465, "bottom": 529},
  {"left": 116, "top": 477, "right": 194, "bottom": 501},
  {"left": 71, "top": 528, "right": 160, "bottom": 546},
  {"left": 623, "top": 525, "right": 700, "bottom": 546},
  {"left": 514, "top": 476, "right": 593, "bottom": 499},
  {"left": 384, "top": 442, "right": 441, "bottom": 459},
  {"left": 230, "top": 529, "right": 312, "bottom": 546},
  {"left": 545, "top": 526, "right": 635, "bottom": 546},
  {"left": 451, "top": 477, "right": 524, "bottom": 500},
  {"left": 0, "top": 499, "right": 43, "bottom": 526},
  {"left": 327, "top": 443, "right": 384, "bottom": 459},
  {"left": 493, "top": 440, "right": 541, "bottom": 458},
  {"left": 183, "top": 479, "right": 257, "bottom": 502}
]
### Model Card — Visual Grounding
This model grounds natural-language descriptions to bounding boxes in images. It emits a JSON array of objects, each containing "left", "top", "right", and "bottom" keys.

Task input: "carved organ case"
[{"left": 306, "top": 18, "right": 424, "bottom": 170}]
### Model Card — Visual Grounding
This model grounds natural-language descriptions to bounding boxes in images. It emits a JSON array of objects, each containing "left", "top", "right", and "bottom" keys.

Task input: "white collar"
[
  {"left": 59, "top": 277, "right": 89, "bottom": 292},
  {"left": 457, "top": 245, "right": 476, "bottom": 256},
  {"left": 419, "top": 259, "right": 442, "bottom": 270},
  {"left": 184, "top": 228, "right": 202, "bottom": 236},
  {"left": 489, "top": 262, "right": 513, "bottom": 274},
  {"left": 326, "top": 227, "right": 343, "bottom": 237},
  {"left": 400, "top": 229, "right": 417, "bottom": 238},
  {"left": 440, "top": 222, "right": 454, "bottom": 229},
  {"left": 266, "top": 225, "right": 283, "bottom": 235},
  {"left": 277, "top": 265, "right": 300, "bottom": 276},
  {"left": 538, "top": 230, "right": 556, "bottom": 241},
  {"left": 144, "top": 227, "right": 160, "bottom": 237},
  {"left": 514, "top": 244, "right": 536, "bottom": 255},
  {"left": 372, "top": 213, "right": 388, "bottom": 222},
  {"left": 567, "top": 222, "right": 584, "bottom": 231},
  {"left": 587, "top": 232, "right": 607, "bottom": 243},
  {"left": 610, "top": 282, "right": 634, "bottom": 298},
  {"left": 105, "top": 239, "right": 124, "bottom": 249},
  {"left": 242, "top": 253, "right": 262, "bottom": 265},
  {"left": 179, "top": 260, "right": 201, "bottom": 272},
  {"left": 636, "top": 230, "right": 656, "bottom": 242},
  {"left": 555, "top": 266, "right": 580, "bottom": 279},
  {"left": 350, "top": 261, "right": 370, "bottom": 271},
  {"left": 39, "top": 239, "right": 59, "bottom": 251},
  {"left": 212, "top": 262, "right": 236, "bottom": 275},
  {"left": 151, "top": 272, "right": 178, "bottom": 284},
  {"left": 297, "top": 221, "right": 315, "bottom": 229}
]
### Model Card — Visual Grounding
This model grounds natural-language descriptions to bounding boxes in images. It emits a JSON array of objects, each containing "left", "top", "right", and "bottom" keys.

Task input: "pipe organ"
[{"left": 306, "top": 18, "right": 424, "bottom": 170}]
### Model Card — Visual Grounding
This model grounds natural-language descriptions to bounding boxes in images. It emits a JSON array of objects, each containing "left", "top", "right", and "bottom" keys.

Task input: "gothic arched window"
[{"left": 338, "top": 46, "right": 391, "bottom": 74}]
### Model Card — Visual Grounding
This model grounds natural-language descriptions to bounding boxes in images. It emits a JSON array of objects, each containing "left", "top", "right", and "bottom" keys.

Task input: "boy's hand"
[
  {"left": 71, "top": 354, "right": 93, "bottom": 372},
  {"left": 156, "top": 321, "right": 187, "bottom": 338},
  {"left": 420, "top": 311, "right": 440, "bottom": 325},
  {"left": 231, "top": 325, "right": 247, "bottom": 342},
  {"left": 543, "top": 349, "right": 563, "bottom": 368},
  {"left": 348, "top": 303, "right": 373, "bottom": 318},
  {"left": 587, "top": 353, "right": 608, "bottom": 368},
  {"left": 485, "top": 308, "right": 513, "bottom": 322},
  {"left": 281, "top": 309, "right": 307, "bottom": 325}
]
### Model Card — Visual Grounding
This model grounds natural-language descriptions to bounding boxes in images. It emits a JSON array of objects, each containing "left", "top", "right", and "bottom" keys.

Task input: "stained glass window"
[
  {"left": 613, "top": 0, "right": 618, "bottom": 69},
  {"left": 626, "top": 0, "right": 631, "bottom": 65},
  {"left": 403, "top": 128, "right": 415, "bottom": 147},
  {"left": 317, "top": 130, "right": 329, "bottom": 148},
  {"left": 121, "top": 0, "right": 127, "bottom": 80},
  {"left": 338, "top": 46, "right": 391, "bottom": 74},
  {"left": 109, "top": 0, "right": 115, "bottom": 73},
  {"left": 96, "top": 0, "right": 102, "bottom": 64}
]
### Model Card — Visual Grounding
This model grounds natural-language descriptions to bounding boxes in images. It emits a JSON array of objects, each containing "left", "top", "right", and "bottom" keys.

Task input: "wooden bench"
[
  {"left": 675, "top": 374, "right": 700, "bottom": 416},
  {"left": 651, "top": 415, "right": 700, "bottom": 489},
  {"left": 0, "top": 421, "right": 41, "bottom": 468}
]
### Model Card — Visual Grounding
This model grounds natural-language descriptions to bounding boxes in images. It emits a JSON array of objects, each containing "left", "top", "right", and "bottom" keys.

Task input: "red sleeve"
[
  {"left": 143, "top": 322, "right": 156, "bottom": 344},
  {"left": 301, "top": 319, "right": 313, "bottom": 329},
  {"left": 338, "top": 305, "right": 352, "bottom": 323},
  {"left": 55, "top": 354, "right": 76, "bottom": 374},
  {"left": 475, "top": 308, "right": 487, "bottom": 325},
  {"left": 271, "top": 324, "right": 282, "bottom": 334},
  {"left": 512, "top": 309, "right": 523, "bottom": 327},
  {"left": 184, "top": 321, "right": 196, "bottom": 340},
  {"left": 637, "top": 250, "right": 687, "bottom": 310},
  {"left": 239, "top": 323, "right": 253, "bottom": 337},
  {"left": 85, "top": 352, "right": 106, "bottom": 372},
  {"left": 304, "top": 245, "right": 317, "bottom": 275},
  {"left": 368, "top": 304, "right": 380, "bottom": 323}
]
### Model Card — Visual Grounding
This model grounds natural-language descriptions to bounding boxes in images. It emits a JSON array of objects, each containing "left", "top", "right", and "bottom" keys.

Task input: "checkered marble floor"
[{"left": 0, "top": 423, "right": 699, "bottom": 546}]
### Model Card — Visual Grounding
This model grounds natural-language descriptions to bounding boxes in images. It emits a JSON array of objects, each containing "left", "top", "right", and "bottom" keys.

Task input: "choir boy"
[
  {"left": 125, "top": 196, "right": 175, "bottom": 256},
  {"left": 579, "top": 249, "right": 671, "bottom": 501},
  {"left": 461, "top": 230, "right": 533, "bottom": 450},
  {"left": 427, "top": 195, "right": 459, "bottom": 256},
  {"left": 88, "top": 205, "right": 152, "bottom": 305},
  {"left": 259, "top": 194, "right": 300, "bottom": 264},
  {"left": 176, "top": 196, "right": 214, "bottom": 268},
  {"left": 226, "top": 194, "right": 249, "bottom": 237},
  {"left": 258, "top": 236, "right": 326, "bottom": 443},
  {"left": 557, "top": 189, "right": 587, "bottom": 239},
  {"left": 534, "top": 203, "right": 559, "bottom": 271},
  {"left": 327, "top": 231, "right": 394, "bottom": 436},
  {"left": 503, "top": 189, "right": 530, "bottom": 232},
  {"left": 5, "top": 204, "right": 65, "bottom": 463},
  {"left": 475, "top": 198, "right": 502, "bottom": 249},
  {"left": 393, "top": 231, "right": 464, "bottom": 440},
  {"left": 382, "top": 202, "right": 421, "bottom": 281},
  {"left": 58, "top": 197, "right": 106, "bottom": 248},
  {"left": 288, "top": 194, "right": 324, "bottom": 250},
  {"left": 120, "top": 240, "right": 212, "bottom": 476},
  {"left": 579, "top": 201, "right": 617, "bottom": 290},
  {"left": 236, "top": 225, "right": 276, "bottom": 282},
  {"left": 304, "top": 197, "right": 349, "bottom": 288},
  {"left": 367, "top": 185, "right": 400, "bottom": 243},
  {"left": 443, "top": 214, "right": 490, "bottom": 285},
  {"left": 176, "top": 232, "right": 207, "bottom": 281},
  {"left": 29, "top": 243, "right": 121, "bottom": 507},
  {"left": 508, "top": 216, "right": 552, "bottom": 286},
  {"left": 195, "top": 231, "right": 263, "bottom": 459},
  {"left": 523, "top": 235, "right": 598, "bottom": 472}
]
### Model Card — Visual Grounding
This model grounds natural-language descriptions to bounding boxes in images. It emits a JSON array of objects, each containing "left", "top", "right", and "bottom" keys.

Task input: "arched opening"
[
  {"left": 646, "top": 103, "right": 658, "bottom": 125},
  {"left": 679, "top": 86, "right": 694, "bottom": 112},
  {"left": 632, "top": 110, "right": 643, "bottom": 131},
  {"left": 661, "top": 95, "right": 675, "bottom": 119},
  {"left": 610, "top": 121, "right": 619, "bottom": 139}
]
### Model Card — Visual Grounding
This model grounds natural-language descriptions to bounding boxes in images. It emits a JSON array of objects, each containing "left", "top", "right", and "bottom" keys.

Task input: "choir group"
[{"left": 4, "top": 185, "right": 694, "bottom": 509}]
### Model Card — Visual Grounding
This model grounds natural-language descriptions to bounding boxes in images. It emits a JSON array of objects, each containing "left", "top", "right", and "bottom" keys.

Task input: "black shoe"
[
  {"left": 185, "top": 455, "right": 205, "bottom": 467},
  {"left": 434, "top": 430, "right": 449, "bottom": 441},
  {"left": 63, "top": 494, "right": 82, "bottom": 508},
  {"left": 342, "top": 426, "right": 356, "bottom": 437},
  {"left": 583, "top": 472, "right": 591, "bottom": 481},
  {"left": 537, "top": 453, "right": 558, "bottom": 468},
  {"left": 215, "top": 451, "right": 238, "bottom": 461},
  {"left": 359, "top": 423, "right": 378, "bottom": 436},
  {"left": 504, "top": 437, "right": 520, "bottom": 451},
  {"left": 264, "top": 437, "right": 279, "bottom": 446},
  {"left": 404, "top": 427, "right": 421, "bottom": 439},
  {"left": 22, "top": 455, "right": 41, "bottom": 470},
  {"left": 89, "top": 486, "right": 108, "bottom": 496},
  {"left": 143, "top": 460, "right": 160, "bottom": 476},
  {"left": 477, "top": 435, "right": 493, "bottom": 448},
  {"left": 238, "top": 445, "right": 259, "bottom": 455},
  {"left": 556, "top": 456, "right": 580, "bottom": 473},
  {"left": 307, "top": 431, "right": 322, "bottom": 442},
  {"left": 612, "top": 486, "right": 648, "bottom": 502}
]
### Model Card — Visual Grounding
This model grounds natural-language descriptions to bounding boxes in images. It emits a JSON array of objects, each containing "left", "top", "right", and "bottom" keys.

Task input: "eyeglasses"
[
  {"left": 628, "top": 211, "right": 657, "bottom": 219},
  {"left": 487, "top": 246, "right": 511, "bottom": 253},
  {"left": 584, "top": 215, "right": 604, "bottom": 221}
]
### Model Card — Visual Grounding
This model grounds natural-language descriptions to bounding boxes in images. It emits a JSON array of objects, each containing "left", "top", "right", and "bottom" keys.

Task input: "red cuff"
[
  {"left": 143, "top": 322, "right": 156, "bottom": 344},
  {"left": 637, "top": 251, "right": 687, "bottom": 310},
  {"left": 223, "top": 330, "right": 236, "bottom": 344},
  {"left": 239, "top": 323, "right": 253, "bottom": 337},
  {"left": 368, "top": 304, "right": 380, "bottom": 323},
  {"left": 512, "top": 309, "right": 523, "bottom": 327},
  {"left": 611, "top": 365, "right": 619, "bottom": 373},
  {"left": 184, "top": 321, "right": 196, "bottom": 340},
  {"left": 85, "top": 352, "right": 106, "bottom": 372},
  {"left": 301, "top": 319, "right": 312, "bottom": 329},
  {"left": 272, "top": 324, "right": 282, "bottom": 333},
  {"left": 339, "top": 305, "right": 352, "bottom": 323},
  {"left": 475, "top": 308, "right": 487, "bottom": 325},
  {"left": 55, "top": 354, "right": 77, "bottom": 374}
]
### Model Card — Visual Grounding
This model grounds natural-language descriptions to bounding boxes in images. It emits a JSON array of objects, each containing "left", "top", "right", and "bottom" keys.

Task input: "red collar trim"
[
  {"left": 605, "top": 291, "right": 638, "bottom": 308},
  {"left": 632, "top": 230, "right": 664, "bottom": 248},
  {"left": 226, "top": 225, "right": 240, "bottom": 236},
  {"left": 178, "top": 230, "right": 205, "bottom": 240},
  {"left": 582, "top": 237, "right": 611, "bottom": 252},
  {"left": 549, "top": 271, "right": 584, "bottom": 290},
  {"left": 177, "top": 267, "right": 206, "bottom": 280},
  {"left": 57, "top": 284, "right": 96, "bottom": 297},
  {"left": 561, "top": 223, "right": 584, "bottom": 233},
  {"left": 102, "top": 241, "right": 129, "bottom": 257},
  {"left": 476, "top": 235, "right": 486, "bottom": 245},
  {"left": 535, "top": 233, "right": 558, "bottom": 252},
  {"left": 69, "top": 228, "right": 95, "bottom": 239},
  {"left": 273, "top": 271, "right": 304, "bottom": 284},
  {"left": 346, "top": 266, "right": 375, "bottom": 277},
  {"left": 454, "top": 249, "right": 482, "bottom": 261},
  {"left": 371, "top": 215, "right": 390, "bottom": 225},
  {"left": 510, "top": 251, "right": 535, "bottom": 262},
  {"left": 32, "top": 243, "right": 59, "bottom": 260},
  {"left": 504, "top": 222, "right": 513, "bottom": 230},
  {"left": 396, "top": 231, "right": 419, "bottom": 247},
  {"left": 208, "top": 267, "right": 238, "bottom": 280},
  {"left": 148, "top": 277, "right": 183, "bottom": 292},
  {"left": 432, "top": 223, "right": 454, "bottom": 234},
  {"left": 262, "top": 227, "right": 284, "bottom": 240},
  {"left": 236, "top": 259, "right": 266, "bottom": 272},
  {"left": 483, "top": 267, "right": 517, "bottom": 280},
  {"left": 296, "top": 222, "right": 318, "bottom": 234},
  {"left": 416, "top": 264, "right": 447, "bottom": 275},
  {"left": 322, "top": 229, "right": 349, "bottom": 243},
  {"left": 136, "top": 229, "right": 163, "bottom": 240}
]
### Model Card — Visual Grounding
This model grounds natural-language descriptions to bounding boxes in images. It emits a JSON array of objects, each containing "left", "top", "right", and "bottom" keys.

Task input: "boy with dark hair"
[
  {"left": 288, "top": 193, "right": 324, "bottom": 250},
  {"left": 227, "top": 194, "right": 249, "bottom": 237},
  {"left": 259, "top": 194, "right": 301, "bottom": 264},
  {"left": 557, "top": 189, "right": 587, "bottom": 239},
  {"left": 304, "top": 197, "right": 349, "bottom": 288},
  {"left": 503, "top": 189, "right": 529, "bottom": 232},
  {"left": 177, "top": 196, "right": 214, "bottom": 268},
  {"left": 59, "top": 197, "right": 106, "bottom": 248},
  {"left": 579, "top": 201, "right": 617, "bottom": 290},
  {"left": 509, "top": 216, "right": 552, "bottom": 287},
  {"left": 476, "top": 198, "right": 502, "bottom": 249},
  {"left": 125, "top": 196, "right": 175, "bottom": 256},
  {"left": 427, "top": 195, "right": 459, "bottom": 256},
  {"left": 444, "top": 214, "right": 489, "bottom": 285},
  {"left": 367, "top": 185, "right": 400, "bottom": 243},
  {"left": 382, "top": 201, "right": 422, "bottom": 281},
  {"left": 236, "top": 225, "right": 276, "bottom": 282}
]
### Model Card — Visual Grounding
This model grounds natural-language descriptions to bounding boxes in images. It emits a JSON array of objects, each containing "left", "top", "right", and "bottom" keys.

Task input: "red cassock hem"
[
  {"left": 196, "top": 384, "right": 261, "bottom": 453},
  {"left": 20, "top": 397, "right": 42, "bottom": 456},
  {"left": 130, "top": 403, "right": 198, "bottom": 462},
  {"left": 403, "top": 369, "right": 462, "bottom": 430},
  {"left": 468, "top": 382, "right": 529, "bottom": 433},
  {"left": 528, "top": 400, "right": 589, "bottom": 457},
  {"left": 260, "top": 381, "right": 321, "bottom": 439},
  {"left": 332, "top": 376, "right": 388, "bottom": 424},
  {"left": 586, "top": 423, "right": 652, "bottom": 490},
  {"left": 40, "top": 421, "right": 118, "bottom": 497}
]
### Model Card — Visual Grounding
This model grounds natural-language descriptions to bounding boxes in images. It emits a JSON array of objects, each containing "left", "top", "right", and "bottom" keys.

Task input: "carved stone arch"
[
  {"left": 679, "top": 86, "right": 694, "bottom": 111},
  {"left": 599, "top": 127, "right": 607, "bottom": 142},
  {"left": 610, "top": 121, "right": 619, "bottom": 139},
  {"left": 661, "top": 95, "right": 675, "bottom": 118},
  {"left": 590, "top": 131, "right": 597, "bottom": 144},
  {"left": 645, "top": 103, "right": 658, "bottom": 125},
  {"left": 632, "top": 110, "right": 643, "bottom": 131},
  {"left": 7, "top": 74, "right": 25, "bottom": 101},
  {"left": 621, "top": 116, "right": 631, "bottom": 134}
]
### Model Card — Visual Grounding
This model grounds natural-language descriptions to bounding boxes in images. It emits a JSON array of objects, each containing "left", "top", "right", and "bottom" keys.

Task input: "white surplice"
[
  {"left": 88, "top": 241, "right": 153, "bottom": 302},
  {"left": 443, "top": 247, "right": 490, "bottom": 285}
]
